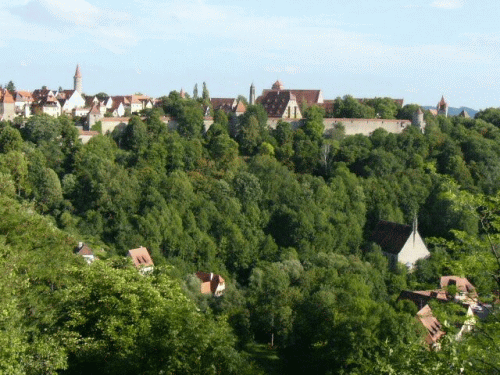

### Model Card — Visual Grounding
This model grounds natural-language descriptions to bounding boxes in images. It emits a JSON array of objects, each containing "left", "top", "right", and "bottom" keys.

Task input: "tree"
[
  {"left": 202, "top": 81, "right": 210, "bottom": 103},
  {"left": 333, "top": 95, "right": 376, "bottom": 118},
  {"left": 5, "top": 80, "right": 15, "bottom": 92},
  {"left": 193, "top": 83, "right": 198, "bottom": 99}
]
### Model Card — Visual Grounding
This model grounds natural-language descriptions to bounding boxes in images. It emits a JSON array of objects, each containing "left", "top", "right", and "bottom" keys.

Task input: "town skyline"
[{"left": 1, "top": 0, "right": 497, "bottom": 110}]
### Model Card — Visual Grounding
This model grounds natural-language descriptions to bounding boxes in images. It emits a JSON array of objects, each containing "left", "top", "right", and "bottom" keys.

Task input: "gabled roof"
[
  {"left": 57, "top": 90, "right": 76, "bottom": 100},
  {"left": 0, "top": 89, "right": 15, "bottom": 104},
  {"left": 211, "top": 97, "right": 236, "bottom": 112},
  {"left": 458, "top": 109, "right": 470, "bottom": 118},
  {"left": 417, "top": 304, "right": 445, "bottom": 345},
  {"left": 32, "top": 89, "right": 55, "bottom": 100},
  {"left": 369, "top": 220, "right": 413, "bottom": 255},
  {"left": 257, "top": 90, "right": 297, "bottom": 117},
  {"left": 75, "top": 243, "right": 94, "bottom": 256},
  {"left": 261, "top": 88, "right": 322, "bottom": 107},
  {"left": 14, "top": 90, "right": 34, "bottom": 102},
  {"left": 89, "top": 104, "right": 101, "bottom": 115},
  {"left": 128, "top": 246, "right": 154, "bottom": 268},
  {"left": 195, "top": 271, "right": 225, "bottom": 295},
  {"left": 440, "top": 276, "right": 476, "bottom": 295},
  {"left": 234, "top": 100, "right": 246, "bottom": 113}
]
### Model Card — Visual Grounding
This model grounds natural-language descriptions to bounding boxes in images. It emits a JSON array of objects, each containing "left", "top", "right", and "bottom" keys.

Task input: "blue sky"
[{"left": 0, "top": 0, "right": 498, "bottom": 109}]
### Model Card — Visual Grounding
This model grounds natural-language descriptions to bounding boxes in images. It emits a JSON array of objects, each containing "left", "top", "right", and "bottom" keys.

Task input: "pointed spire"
[{"left": 75, "top": 64, "right": 82, "bottom": 78}]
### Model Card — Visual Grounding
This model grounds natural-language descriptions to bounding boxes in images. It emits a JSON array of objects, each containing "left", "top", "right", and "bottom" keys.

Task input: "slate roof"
[
  {"left": 369, "top": 220, "right": 413, "bottom": 255},
  {"left": 128, "top": 246, "right": 154, "bottom": 268}
]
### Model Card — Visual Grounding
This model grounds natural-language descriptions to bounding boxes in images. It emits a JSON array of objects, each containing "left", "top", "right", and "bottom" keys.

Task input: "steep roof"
[
  {"left": 437, "top": 95, "right": 448, "bottom": 108},
  {"left": 234, "top": 100, "right": 247, "bottom": 113},
  {"left": 211, "top": 98, "right": 235, "bottom": 112},
  {"left": 261, "top": 88, "right": 322, "bottom": 107},
  {"left": 440, "top": 276, "right": 476, "bottom": 295},
  {"left": 128, "top": 246, "right": 154, "bottom": 268},
  {"left": 0, "top": 89, "right": 15, "bottom": 104},
  {"left": 89, "top": 104, "right": 101, "bottom": 115},
  {"left": 257, "top": 90, "right": 296, "bottom": 118},
  {"left": 417, "top": 305, "right": 445, "bottom": 345},
  {"left": 459, "top": 109, "right": 470, "bottom": 118},
  {"left": 195, "top": 271, "right": 225, "bottom": 295},
  {"left": 75, "top": 243, "right": 94, "bottom": 256},
  {"left": 369, "top": 220, "right": 413, "bottom": 255},
  {"left": 75, "top": 64, "right": 82, "bottom": 78},
  {"left": 14, "top": 90, "right": 33, "bottom": 102}
]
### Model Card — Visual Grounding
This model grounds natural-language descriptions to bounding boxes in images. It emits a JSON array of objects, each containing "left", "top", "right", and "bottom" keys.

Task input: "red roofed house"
[
  {"left": 441, "top": 276, "right": 478, "bottom": 305},
  {"left": 195, "top": 272, "right": 226, "bottom": 297},
  {"left": 369, "top": 219, "right": 430, "bottom": 270},
  {"left": 417, "top": 304, "right": 445, "bottom": 348},
  {"left": 208, "top": 97, "right": 247, "bottom": 117},
  {"left": 0, "top": 89, "right": 16, "bottom": 121},
  {"left": 128, "top": 246, "right": 154, "bottom": 274},
  {"left": 75, "top": 242, "right": 96, "bottom": 264},
  {"left": 257, "top": 80, "right": 324, "bottom": 120},
  {"left": 14, "top": 90, "right": 34, "bottom": 117}
]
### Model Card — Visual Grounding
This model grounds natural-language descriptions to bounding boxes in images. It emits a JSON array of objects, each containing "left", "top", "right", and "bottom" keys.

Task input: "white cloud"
[{"left": 430, "top": 0, "right": 465, "bottom": 9}]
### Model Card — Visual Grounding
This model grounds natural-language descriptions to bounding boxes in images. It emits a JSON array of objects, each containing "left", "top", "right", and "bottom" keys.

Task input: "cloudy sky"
[{"left": 0, "top": 0, "right": 498, "bottom": 109}]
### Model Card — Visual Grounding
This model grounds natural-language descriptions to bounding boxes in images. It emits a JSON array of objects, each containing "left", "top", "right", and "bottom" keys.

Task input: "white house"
[{"left": 370, "top": 219, "right": 430, "bottom": 269}]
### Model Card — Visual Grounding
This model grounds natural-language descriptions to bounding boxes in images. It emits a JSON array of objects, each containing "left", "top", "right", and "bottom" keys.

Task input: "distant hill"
[{"left": 422, "top": 106, "right": 478, "bottom": 118}]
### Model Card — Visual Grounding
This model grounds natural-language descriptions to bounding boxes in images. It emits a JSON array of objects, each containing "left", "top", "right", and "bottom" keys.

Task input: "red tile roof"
[
  {"left": 440, "top": 276, "right": 476, "bottom": 295},
  {"left": 369, "top": 220, "right": 413, "bottom": 255},
  {"left": 0, "top": 89, "right": 15, "bottom": 104},
  {"left": 417, "top": 305, "right": 445, "bottom": 345},
  {"left": 128, "top": 246, "right": 154, "bottom": 268},
  {"left": 195, "top": 271, "right": 225, "bottom": 295},
  {"left": 257, "top": 90, "right": 296, "bottom": 117},
  {"left": 75, "top": 243, "right": 94, "bottom": 256}
]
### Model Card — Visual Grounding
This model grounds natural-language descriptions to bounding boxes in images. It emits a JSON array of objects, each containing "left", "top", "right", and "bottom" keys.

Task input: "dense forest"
[{"left": 0, "top": 93, "right": 499, "bottom": 374}]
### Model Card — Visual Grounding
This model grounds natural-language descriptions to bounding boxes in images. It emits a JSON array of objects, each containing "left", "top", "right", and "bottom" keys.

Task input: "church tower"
[
  {"left": 437, "top": 95, "right": 448, "bottom": 117},
  {"left": 74, "top": 64, "right": 82, "bottom": 94},
  {"left": 249, "top": 83, "right": 256, "bottom": 105}
]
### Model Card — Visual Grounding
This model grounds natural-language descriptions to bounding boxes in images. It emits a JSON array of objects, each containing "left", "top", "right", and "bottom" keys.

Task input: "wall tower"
[
  {"left": 74, "top": 64, "right": 82, "bottom": 94},
  {"left": 249, "top": 83, "right": 256, "bottom": 105}
]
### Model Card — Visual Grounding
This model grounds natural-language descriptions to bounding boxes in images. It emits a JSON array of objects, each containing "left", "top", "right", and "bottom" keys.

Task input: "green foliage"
[{"left": 333, "top": 95, "right": 376, "bottom": 118}]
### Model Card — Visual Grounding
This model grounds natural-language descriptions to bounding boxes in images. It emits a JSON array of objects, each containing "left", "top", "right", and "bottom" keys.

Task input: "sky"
[{"left": 0, "top": 0, "right": 498, "bottom": 110}]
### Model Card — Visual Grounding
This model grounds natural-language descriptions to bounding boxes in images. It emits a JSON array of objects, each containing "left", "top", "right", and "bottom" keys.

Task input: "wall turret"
[
  {"left": 249, "top": 83, "right": 256, "bottom": 105},
  {"left": 74, "top": 64, "right": 82, "bottom": 94}
]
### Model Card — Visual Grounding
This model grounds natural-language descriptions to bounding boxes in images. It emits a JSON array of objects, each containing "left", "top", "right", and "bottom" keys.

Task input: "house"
[
  {"left": 417, "top": 304, "right": 445, "bottom": 348},
  {"left": 207, "top": 97, "right": 247, "bottom": 116},
  {"left": 34, "top": 95, "right": 61, "bottom": 117},
  {"left": 195, "top": 271, "right": 225, "bottom": 297},
  {"left": 75, "top": 242, "right": 96, "bottom": 264},
  {"left": 57, "top": 89, "right": 86, "bottom": 114},
  {"left": 440, "top": 276, "right": 478, "bottom": 305},
  {"left": 78, "top": 128, "right": 100, "bottom": 144},
  {"left": 258, "top": 90, "right": 302, "bottom": 119},
  {"left": 0, "top": 89, "right": 16, "bottom": 121},
  {"left": 256, "top": 80, "right": 323, "bottom": 120},
  {"left": 369, "top": 219, "right": 430, "bottom": 269},
  {"left": 14, "top": 90, "right": 34, "bottom": 117},
  {"left": 128, "top": 246, "right": 154, "bottom": 274}
]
